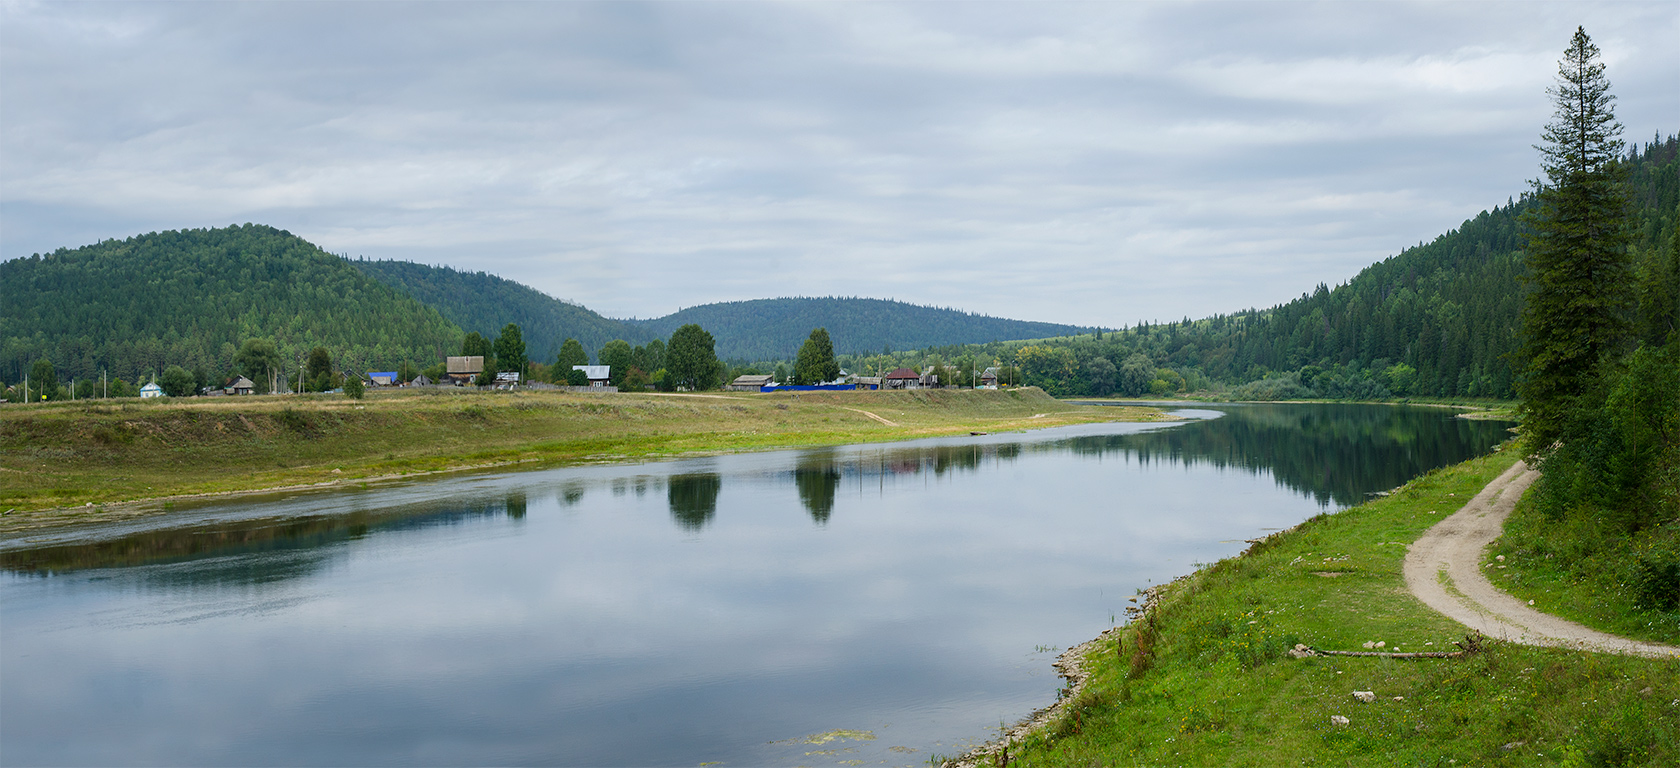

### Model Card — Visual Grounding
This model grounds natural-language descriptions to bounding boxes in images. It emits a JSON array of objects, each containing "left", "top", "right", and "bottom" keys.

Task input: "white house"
[
  {"left": 140, "top": 381, "right": 165, "bottom": 398},
  {"left": 572, "top": 365, "right": 611, "bottom": 387}
]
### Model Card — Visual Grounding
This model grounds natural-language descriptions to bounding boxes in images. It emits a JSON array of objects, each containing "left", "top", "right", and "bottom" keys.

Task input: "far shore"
[{"left": 1, "top": 387, "right": 1173, "bottom": 535}]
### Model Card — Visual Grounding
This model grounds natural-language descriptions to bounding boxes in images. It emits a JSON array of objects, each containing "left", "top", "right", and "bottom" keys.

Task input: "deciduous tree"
[
  {"left": 235, "top": 339, "right": 283, "bottom": 394},
  {"left": 794, "top": 328, "right": 839, "bottom": 385},
  {"left": 159, "top": 365, "right": 195, "bottom": 397},
  {"left": 666, "top": 324, "right": 721, "bottom": 391}
]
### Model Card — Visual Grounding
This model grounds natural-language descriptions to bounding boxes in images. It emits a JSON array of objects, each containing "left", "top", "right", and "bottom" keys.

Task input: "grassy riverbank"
[
  {"left": 0, "top": 387, "right": 1166, "bottom": 532},
  {"left": 985, "top": 445, "right": 1679, "bottom": 767}
]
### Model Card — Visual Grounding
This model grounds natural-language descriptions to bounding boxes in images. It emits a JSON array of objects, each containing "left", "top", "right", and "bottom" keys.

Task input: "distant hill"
[
  {"left": 986, "top": 133, "right": 1677, "bottom": 398},
  {"left": 0, "top": 224, "right": 463, "bottom": 383},
  {"left": 351, "top": 259, "right": 650, "bottom": 360},
  {"left": 629, "top": 297, "right": 1090, "bottom": 361}
]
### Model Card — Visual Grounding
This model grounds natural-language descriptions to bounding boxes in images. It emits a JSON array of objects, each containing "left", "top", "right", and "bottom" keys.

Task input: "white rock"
[
  {"left": 1331, "top": 715, "right": 1350, "bottom": 726},
  {"left": 1352, "top": 691, "right": 1376, "bottom": 703}
]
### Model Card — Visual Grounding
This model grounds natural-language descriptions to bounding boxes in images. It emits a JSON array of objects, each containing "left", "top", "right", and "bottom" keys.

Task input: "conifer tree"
[{"left": 1517, "top": 27, "right": 1633, "bottom": 458}]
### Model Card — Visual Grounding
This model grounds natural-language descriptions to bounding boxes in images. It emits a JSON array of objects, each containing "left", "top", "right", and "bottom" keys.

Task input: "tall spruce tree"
[
  {"left": 493, "top": 323, "right": 526, "bottom": 374},
  {"left": 1517, "top": 27, "right": 1633, "bottom": 458}
]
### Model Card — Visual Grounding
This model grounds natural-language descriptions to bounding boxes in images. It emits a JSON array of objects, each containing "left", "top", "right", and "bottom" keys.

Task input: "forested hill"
[
  {"left": 630, "top": 297, "right": 1089, "bottom": 360},
  {"left": 1194, "top": 133, "right": 1678, "bottom": 397},
  {"left": 962, "top": 134, "right": 1676, "bottom": 399},
  {"left": 0, "top": 225, "right": 463, "bottom": 383},
  {"left": 351, "top": 259, "right": 650, "bottom": 361}
]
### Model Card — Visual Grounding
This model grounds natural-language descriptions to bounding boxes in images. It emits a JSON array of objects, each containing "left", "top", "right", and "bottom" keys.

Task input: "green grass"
[
  {"left": 1492, "top": 495, "right": 1680, "bottom": 646},
  {"left": 999, "top": 445, "right": 1680, "bottom": 767},
  {"left": 0, "top": 387, "right": 1168, "bottom": 531}
]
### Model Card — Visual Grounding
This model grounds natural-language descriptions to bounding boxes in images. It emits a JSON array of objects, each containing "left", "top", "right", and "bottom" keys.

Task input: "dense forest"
[
  {"left": 0, "top": 225, "right": 462, "bottom": 385},
  {"left": 873, "top": 134, "right": 1676, "bottom": 399},
  {"left": 352, "top": 259, "right": 651, "bottom": 361},
  {"left": 629, "top": 297, "right": 1090, "bottom": 361}
]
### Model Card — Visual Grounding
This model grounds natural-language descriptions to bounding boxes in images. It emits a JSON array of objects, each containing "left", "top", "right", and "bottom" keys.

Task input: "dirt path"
[
  {"left": 1404, "top": 460, "right": 1680, "bottom": 658},
  {"left": 837, "top": 406, "right": 899, "bottom": 427}
]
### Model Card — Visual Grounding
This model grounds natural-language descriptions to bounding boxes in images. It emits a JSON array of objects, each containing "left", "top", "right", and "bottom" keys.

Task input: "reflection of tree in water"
[
  {"left": 794, "top": 463, "right": 842, "bottom": 524},
  {"left": 668, "top": 473, "right": 722, "bottom": 531},
  {"left": 506, "top": 492, "right": 528, "bottom": 519},
  {"left": 1, "top": 497, "right": 516, "bottom": 585},
  {"left": 1064, "top": 404, "right": 1513, "bottom": 506}
]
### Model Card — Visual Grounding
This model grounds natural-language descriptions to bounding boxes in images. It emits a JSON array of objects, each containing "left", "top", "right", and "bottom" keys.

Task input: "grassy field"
[
  {"left": 1493, "top": 495, "right": 1680, "bottom": 647},
  {"left": 987, "top": 444, "right": 1679, "bottom": 768},
  {"left": 0, "top": 386, "right": 1166, "bottom": 532}
]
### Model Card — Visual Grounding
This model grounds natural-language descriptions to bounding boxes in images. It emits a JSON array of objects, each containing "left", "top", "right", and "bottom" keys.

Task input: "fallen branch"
[{"left": 1289, "top": 632, "right": 1490, "bottom": 660}]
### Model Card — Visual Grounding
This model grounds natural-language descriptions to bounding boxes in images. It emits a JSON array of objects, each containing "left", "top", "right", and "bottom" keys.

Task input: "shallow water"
[{"left": 0, "top": 403, "right": 1511, "bottom": 766}]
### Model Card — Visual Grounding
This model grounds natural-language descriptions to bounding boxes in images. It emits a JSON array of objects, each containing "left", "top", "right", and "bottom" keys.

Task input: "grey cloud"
[{"left": 3, "top": 1, "right": 1675, "bottom": 326}]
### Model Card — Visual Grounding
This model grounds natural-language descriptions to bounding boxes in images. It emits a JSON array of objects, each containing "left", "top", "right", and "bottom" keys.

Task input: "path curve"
[
  {"left": 1404, "top": 459, "right": 1680, "bottom": 658},
  {"left": 837, "top": 406, "right": 899, "bottom": 427}
]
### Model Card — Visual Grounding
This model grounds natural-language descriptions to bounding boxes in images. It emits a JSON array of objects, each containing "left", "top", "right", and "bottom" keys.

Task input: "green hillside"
[
  {"left": 351, "top": 259, "right": 650, "bottom": 360},
  {"left": 950, "top": 134, "right": 1676, "bottom": 399},
  {"left": 630, "top": 296, "right": 1090, "bottom": 361},
  {"left": 0, "top": 225, "right": 463, "bottom": 384}
]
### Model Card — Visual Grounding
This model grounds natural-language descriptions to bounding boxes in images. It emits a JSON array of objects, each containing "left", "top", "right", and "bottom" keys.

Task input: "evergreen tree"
[
  {"left": 29, "top": 358, "right": 57, "bottom": 401},
  {"left": 794, "top": 328, "right": 840, "bottom": 384},
  {"left": 492, "top": 323, "right": 526, "bottom": 373},
  {"left": 1517, "top": 27, "right": 1634, "bottom": 457},
  {"left": 461, "top": 331, "right": 495, "bottom": 371},
  {"left": 305, "top": 347, "right": 333, "bottom": 392}
]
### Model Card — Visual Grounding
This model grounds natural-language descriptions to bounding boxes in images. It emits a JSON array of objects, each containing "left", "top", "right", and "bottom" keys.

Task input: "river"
[{"left": 0, "top": 403, "right": 1512, "bottom": 766}]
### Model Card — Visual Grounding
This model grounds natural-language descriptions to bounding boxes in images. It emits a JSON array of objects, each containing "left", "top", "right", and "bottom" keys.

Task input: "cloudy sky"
[{"left": 3, "top": 2, "right": 1675, "bottom": 326}]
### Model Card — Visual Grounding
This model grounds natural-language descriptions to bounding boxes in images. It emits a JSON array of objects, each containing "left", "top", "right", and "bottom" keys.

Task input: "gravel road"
[{"left": 1404, "top": 459, "right": 1679, "bottom": 658}]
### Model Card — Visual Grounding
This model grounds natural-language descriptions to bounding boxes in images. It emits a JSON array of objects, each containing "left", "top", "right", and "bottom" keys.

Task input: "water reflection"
[
  {"left": 0, "top": 498, "right": 517, "bottom": 587},
  {"left": 1, "top": 404, "right": 1510, "bottom": 578},
  {"left": 667, "top": 473, "right": 722, "bottom": 531},
  {"left": 794, "top": 450, "right": 842, "bottom": 524},
  {"left": 0, "top": 403, "right": 1514, "bottom": 768}
]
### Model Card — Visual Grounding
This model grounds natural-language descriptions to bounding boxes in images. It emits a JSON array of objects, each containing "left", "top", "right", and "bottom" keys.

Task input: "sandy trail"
[
  {"left": 1404, "top": 459, "right": 1679, "bottom": 657},
  {"left": 837, "top": 406, "right": 899, "bottom": 426}
]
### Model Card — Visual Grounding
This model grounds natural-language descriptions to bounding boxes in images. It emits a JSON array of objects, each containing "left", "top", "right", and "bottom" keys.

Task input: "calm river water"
[{"left": 1, "top": 404, "right": 1511, "bottom": 766}]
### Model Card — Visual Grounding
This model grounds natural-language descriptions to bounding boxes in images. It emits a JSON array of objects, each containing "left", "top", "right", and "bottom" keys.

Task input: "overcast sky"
[{"left": 3, "top": 2, "right": 1675, "bottom": 326}]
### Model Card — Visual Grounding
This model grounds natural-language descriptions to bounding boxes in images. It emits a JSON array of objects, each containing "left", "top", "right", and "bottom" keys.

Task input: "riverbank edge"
[
  {"left": 1070, "top": 396, "right": 1515, "bottom": 419},
  {"left": 941, "top": 446, "right": 1520, "bottom": 768},
  {"left": 1, "top": 391, "right": 1175, "bottom": 536}
]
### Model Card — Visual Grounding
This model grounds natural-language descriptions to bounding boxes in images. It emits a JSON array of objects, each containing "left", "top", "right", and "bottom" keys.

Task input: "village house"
[
  {"left": 883, "top": 368, "right": 922, "bottom": 390},
  {"left": 140, "top": 381, "right": 165, "bottom": 398},
  {"left": 445, "top": 356, "right": 484, "bottom": 386},
  {"left": 226, "top": 376, "right": 256, "bottom": 395},
  {"left": 572, "top": 365, "right": 611, "bottom": 387},
  {"left": 367, "top": 371, "right": 398, "bottom": 387},
  {"left": 727, "top": 374, "right": 774, "bottom": 392}
]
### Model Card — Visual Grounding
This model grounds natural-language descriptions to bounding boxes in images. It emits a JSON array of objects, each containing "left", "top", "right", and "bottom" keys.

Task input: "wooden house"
[
  {"left": 727, "top": 374, "right": 774, "bottom": 391},
  {"left": 446, "top": 356, "right": 484, "bottom": 385},
  {"left": 883, "top": 368, "right": 921, "bottom": 389}
]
